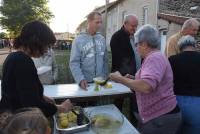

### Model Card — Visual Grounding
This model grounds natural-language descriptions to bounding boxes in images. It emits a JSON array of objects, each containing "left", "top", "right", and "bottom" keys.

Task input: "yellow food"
[
  {"left": 58, "top": 113, "right": 67, "bottom": 118},
  {"left": 104, "top": 83, "right": 112, "bottom": 88},
  {"left": 94, "top": 77, "right": 105, "bottom": 85},
  {"left": 94, "top": 117, "right": 111, "bottom": 128},
  {"left": 95, "top": 80, "right": 105, "bottom": 85},
  {"left": 58, "top": 111, "right": 78, "bottom": 128},
  {"left": 60, "top": 119, "right": 69, "bottom": 128},
  {"left": 67, "top": 111, "right": 77, "bottom": 122},
  {"left": 92, "top": 115, "right": 121, "bottom": 129}
]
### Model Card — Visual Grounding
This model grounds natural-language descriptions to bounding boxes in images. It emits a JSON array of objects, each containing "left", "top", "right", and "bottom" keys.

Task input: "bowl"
[
  {"left": 93, "top": 77, "right": 105, "bottom": 85},
  {"left": 88, "top": 107, "right": 124, "bottom": 134}
]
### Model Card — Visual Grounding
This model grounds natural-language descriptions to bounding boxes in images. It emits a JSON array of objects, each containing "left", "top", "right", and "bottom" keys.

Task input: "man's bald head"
[
  {"left": 123, "top": 15, "right": 138, "bottom": 35},
  {"left": 182, "top": 18, "right": 200, "bottom": 36}
]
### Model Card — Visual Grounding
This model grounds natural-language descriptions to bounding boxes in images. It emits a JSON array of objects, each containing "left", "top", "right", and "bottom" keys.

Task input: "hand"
[
  {"left": 57, "top": 99, "right": 73, "bottom": 113},
  {"left": 44, "top": 96, "right": 55, "bottom": 104},
  {"left": 79, "top": 80, "right": 88, "bottom": 90},
  {"left": 109, "top": 71, "right": 123, "bottom": 83},
  {"left": 125, "top": 74, "right": 135, "bottom": 79}
]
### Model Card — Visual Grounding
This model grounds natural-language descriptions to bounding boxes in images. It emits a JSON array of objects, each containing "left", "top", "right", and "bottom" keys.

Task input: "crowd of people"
[{"left": 0, "top": 10, "right": 199, "bottom": 134}]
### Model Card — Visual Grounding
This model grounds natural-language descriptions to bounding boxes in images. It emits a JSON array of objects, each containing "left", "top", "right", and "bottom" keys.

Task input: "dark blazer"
[{"left": 110, "top": 27, "right": 136, "bottom": 76}]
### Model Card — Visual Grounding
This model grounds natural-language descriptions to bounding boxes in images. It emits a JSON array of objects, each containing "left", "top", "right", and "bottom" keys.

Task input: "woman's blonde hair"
[{"left": 2, "top": 108, "right": 49, "bottom": 134}]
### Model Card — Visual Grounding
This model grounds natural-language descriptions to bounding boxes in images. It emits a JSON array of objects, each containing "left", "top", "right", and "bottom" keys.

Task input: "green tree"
[
  {"left": 0, "top": 32, "right": 7, "bottom": 38},
  {"left": 0, "top": 0, "right": 54, "bottom": 38}
]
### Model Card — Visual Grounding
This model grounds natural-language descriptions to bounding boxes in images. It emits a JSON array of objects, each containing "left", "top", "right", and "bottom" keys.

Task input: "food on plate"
[
  {"left": 91, "top": 114, "right": 121, "bottom": 129},
  {"left": 67, "top": 111, "right": 77, "bottom": 122},
  {"left": 93, "top": 77, "right": 105, "bottom": 85},
  {"left": 60, "top": 118, "right": 69, "bottom": 128},
  {"left": 93, "top": 77, "right": 112, "bottom": 91},
  {"left": 95, "top": 84, "right": 100, "bottom": 91},
  {"left": 94, "top": 116, "right": 111, "bottom": 128},
  {"left": 58, "top": 113, "right": 67, "bottom": 118},
  {"left": 58, "top": 111, "right": 77, "bottom": 128},
  {"left": 104, "top": 82, "right": 112, "bottom": 89}
]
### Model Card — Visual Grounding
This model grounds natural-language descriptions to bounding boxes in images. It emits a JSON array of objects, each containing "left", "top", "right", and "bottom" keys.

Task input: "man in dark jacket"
[
  {"left": 110, "top": 15, "right": 140, "bottom": 76},
  {"left": 110, "top": 15, "right": 140, "bottom": 123}
]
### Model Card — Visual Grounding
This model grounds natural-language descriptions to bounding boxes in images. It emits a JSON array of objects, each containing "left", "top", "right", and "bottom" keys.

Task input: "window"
[
  {"left": 160, "top": 30, "right": 167, "bottom": 54},
  {"left": 143, "top": 7, "right": 148, "bottom": 24}
]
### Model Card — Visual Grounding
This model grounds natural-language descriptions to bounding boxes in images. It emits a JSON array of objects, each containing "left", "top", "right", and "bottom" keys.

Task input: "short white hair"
[
  {"left": 123, "top": 14, "right": 138, "bottom": 24},
  {"left": 134, "top": 24, "right": 160, "bottom": 49},
  {"left": 182, "top": 18, "right": 200, "bottom": 30}
]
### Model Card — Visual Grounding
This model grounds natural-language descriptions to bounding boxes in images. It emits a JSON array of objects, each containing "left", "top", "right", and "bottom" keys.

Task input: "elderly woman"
[
  {"left": 110, "top": 25, "right": 181, "bottom": 134},
  {"left": 169, "top": 35, "right": 200, "bottom": 134}
]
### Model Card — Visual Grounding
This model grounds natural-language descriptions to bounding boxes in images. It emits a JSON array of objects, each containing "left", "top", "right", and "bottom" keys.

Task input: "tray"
[{"left": 54, "top": 107, "right": 91, "bottom": 134}]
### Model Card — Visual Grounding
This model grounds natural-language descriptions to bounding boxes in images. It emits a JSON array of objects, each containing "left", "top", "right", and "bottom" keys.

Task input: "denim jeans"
[{"left": 177, "top": 95, "right": 200, "bottom": 134}]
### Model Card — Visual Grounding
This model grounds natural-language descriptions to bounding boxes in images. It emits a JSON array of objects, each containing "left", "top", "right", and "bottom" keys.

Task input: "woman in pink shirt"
[{"left": 110, "top": 24, "right": 181, "bottom": 134}]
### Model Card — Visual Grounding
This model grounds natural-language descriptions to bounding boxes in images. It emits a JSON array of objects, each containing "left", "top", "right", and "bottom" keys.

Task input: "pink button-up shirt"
[{"left": 135, "top": 51, "right": 177, "bottom": 123}]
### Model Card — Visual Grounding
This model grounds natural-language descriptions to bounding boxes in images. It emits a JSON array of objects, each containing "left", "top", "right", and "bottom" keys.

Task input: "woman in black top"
[
  {"left": 0, "top": 21, "right": 73, "bottom": 117},
  {"left": 169, "top": 35, "right": 200, "bottom": 134}
]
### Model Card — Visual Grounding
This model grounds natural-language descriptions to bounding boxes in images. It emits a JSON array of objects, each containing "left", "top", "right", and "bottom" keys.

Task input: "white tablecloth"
[
  {"left": 0, "top": 81, "right": 132, "bottom": 99},
  {"left": 54, "top": 104, "right": 140, "bottom": 134},
  {"left": 43, "top": 82, "right": 132, "bottom": 99}
]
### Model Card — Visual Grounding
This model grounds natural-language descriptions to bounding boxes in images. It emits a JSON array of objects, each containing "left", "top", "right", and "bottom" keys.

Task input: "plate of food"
[
  {"left": 88, "top": 107, "right": 124, "bottom": 134},
  {"left": 93, "top": 77, "right": 105, "bottom": 85},
  {"left": 54, "top": 106, "right": 91, "bottom": 134},
  {"left": 93, "top": 77, "right": 113, "bottom": 91}
]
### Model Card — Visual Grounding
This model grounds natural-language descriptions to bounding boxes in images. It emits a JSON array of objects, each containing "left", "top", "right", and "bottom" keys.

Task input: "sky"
[{"left": 48, "top": 0, "right": 115, "bottom": 33}]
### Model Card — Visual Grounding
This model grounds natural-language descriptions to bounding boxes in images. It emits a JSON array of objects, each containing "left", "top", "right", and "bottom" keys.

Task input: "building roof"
[
  {"left": 159, "top": 0, "right": 200, "bottom": 43},
  {"left": 158, "top": 13, "right": 190, "bottom": 25},
  {"left": 91, "top": 0, "right": 119, "bottom": 14},
  {"left": 75, "top": 0, "right": 120, "bottom": 32},
  {"left": 159, "top": 0, "right": 200, "bottom": 19},
  {"left": 101, "top": 0, "right": 125, "bottom": 13}
]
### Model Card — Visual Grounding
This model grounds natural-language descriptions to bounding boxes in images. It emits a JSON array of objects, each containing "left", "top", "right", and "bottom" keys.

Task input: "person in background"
[
  {"left": 1, "top": 108, "right": 51, "bottom": 134},
  {"left": 110, "top": 14, "right": 140, "bottom": 116},
  {"left": 32, "top": 48, "right": 58, "bottom": 85},
  {"left": 0, "top": 20, "right": 73, "bottom": 118},
  {"left": 70, "top": 11, "right": 108, "bottom": 90},
  {"left": 169, "top": 35, "right": 200, "bottom": 134},
  {"left": 110, "top": 25, "right": 181, "bottom": 134},
  {"left": 165, "top": 18, "right": 199, "bottom": 57},
  {"left": 110, "top": 14, "right": 140, "bottom": 76}
]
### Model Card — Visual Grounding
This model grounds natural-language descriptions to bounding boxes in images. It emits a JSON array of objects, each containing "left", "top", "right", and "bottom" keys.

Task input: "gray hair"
[
  {"left": 134, "top": 24, "right": 160, "bottom": 49},
  {"left": 178, "top": 35, "right": 196, "bottom": 51},
  {"left": 182, "top": 18, "right": 200, "bottom": 30},
  {"left": 123, "top": 14, "right": 138, "bottom": 24}
]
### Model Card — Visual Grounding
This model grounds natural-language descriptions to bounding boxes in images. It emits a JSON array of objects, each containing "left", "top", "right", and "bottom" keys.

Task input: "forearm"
[{"left": 118, "top": 77, "right": 153, "bottom": 94}]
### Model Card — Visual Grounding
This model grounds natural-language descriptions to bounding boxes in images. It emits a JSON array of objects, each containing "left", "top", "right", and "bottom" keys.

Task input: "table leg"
[{"left": 129, "top": 93, "right": 138, "bottom": 126}]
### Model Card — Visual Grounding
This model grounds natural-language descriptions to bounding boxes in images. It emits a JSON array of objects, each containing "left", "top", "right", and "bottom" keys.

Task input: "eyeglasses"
[{"left": 135, "top": 42, "right": 142, "bottom": 47}]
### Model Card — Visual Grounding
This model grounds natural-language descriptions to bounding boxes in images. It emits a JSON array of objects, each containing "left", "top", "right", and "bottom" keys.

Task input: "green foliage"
[
  {"left": 0, "top": 32, "right": 7, "bottom": 38},
  {"left": 0, "top": 0, "right": 54, "bottom": 38}
]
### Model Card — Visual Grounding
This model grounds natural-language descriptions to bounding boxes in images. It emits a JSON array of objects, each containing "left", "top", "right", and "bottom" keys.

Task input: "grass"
[
  {"left": 54, "top": 50, "right": 112, "bottom": 84},
  {"left": 0, "top": 50, "right": 134, "bottom": 123},
  {"left": 54, "top": 50, "right": 75, "bottom": 84}
]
